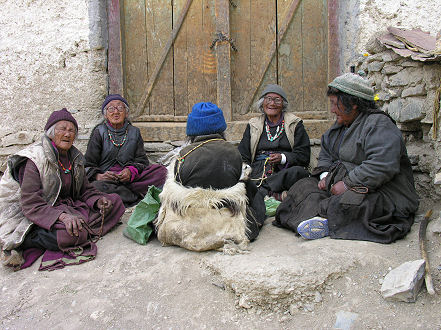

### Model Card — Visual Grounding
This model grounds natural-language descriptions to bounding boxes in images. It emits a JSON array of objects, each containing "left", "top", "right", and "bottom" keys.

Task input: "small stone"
[
  {"left": 303, "top": 303, "right": 315, "bottom": 312},
  {"left": 434, "top": 172, "right": 441, "bottom": 185},
  {"left": 289, "top": 304, "right": 299, "bottom": 315},
  {"left": 381, "top": 259, "right": 425, "bottom": 302},
  {"left": 314, "top": 291, "right": 323, "bottom": 303},
  {"left": 334, "top": 311, "right": 359, "bottom": 330},
  {"left": 238, "top": 295, "right": 251, "bottom": 309},
  {"left": 90, "top": 311, "right": 101, "bottom": 320}
]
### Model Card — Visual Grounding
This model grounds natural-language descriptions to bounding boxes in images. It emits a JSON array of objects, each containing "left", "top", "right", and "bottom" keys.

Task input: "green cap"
[{"left": 328, "top": 73, "right": 374, "bottom": 101}]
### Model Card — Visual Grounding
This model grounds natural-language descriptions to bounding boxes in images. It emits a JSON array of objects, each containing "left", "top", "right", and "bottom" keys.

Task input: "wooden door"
[{"left": 112, "top": 0, "right": 336, "bottom": 141}]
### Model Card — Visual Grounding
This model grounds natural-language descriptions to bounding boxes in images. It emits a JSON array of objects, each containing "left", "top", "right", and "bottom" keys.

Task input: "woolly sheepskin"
[{"left": 155, "top": 161, "right": 249, "bottom": 252}]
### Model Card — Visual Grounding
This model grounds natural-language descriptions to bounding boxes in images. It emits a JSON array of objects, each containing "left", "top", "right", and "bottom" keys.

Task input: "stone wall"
[
  {"left": 0, "top": 0, "right": 108, "bottom": 171},
  {"left": 339, "top": 0, "right": 441, "bottom": 73},
  {"left": 355, "top": 45, "right": 441, "bottom": 208}
]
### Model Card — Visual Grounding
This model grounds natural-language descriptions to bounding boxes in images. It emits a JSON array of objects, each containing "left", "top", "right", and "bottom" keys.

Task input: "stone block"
[
  {"left": 366, "top": 53, "right": 383, "bottom": 63},
  {"left": 382, "top": 51, "right": 401, "bottom": 62},
  {"left": 402, "top": 84, "right": 426, "bottom": 97},
  {"left": 434, "top": 172, "right": 441, "bottom": 185},
  {"left": 365, "top": 33, "right": 387, "bottom": 54},
  {"left": 1, "top": 131, "right": 34, "bottom": 147},
  {"left": 381, "top": 259, "right": 425, "bottom": 302},
  {"left": 421, "top": 90, "right": 437, "bottom": 124},
  {"left": 143, "top": 142, "right": 174, "bottom": 152},
  {"left": 387, "top": 97, "right": 425, "bottom": 122},
  {"left": 423, "top": 64, "right": 441, "bottom": 89},
  {"left": 388, "top": 69, "right": 423, "bottom": 87},
  {"left": 382, "top": 64, "right": 402, "bottom": 75},
  {"left": 400, "top": 60, "right": 422, "bottom": 67},
  {"left": 367, "top": 61, "right": 384, "bottom": 72}
]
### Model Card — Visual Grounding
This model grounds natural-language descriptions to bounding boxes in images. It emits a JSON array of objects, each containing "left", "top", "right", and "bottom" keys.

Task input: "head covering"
[
  {"left": 328, "top": 73, "right": 374, "bottom": 101},
  {"left": 186, "top": 102, "right": 227, "bottom": 136},
  {"left": 101, "top": 94, "right": 129, "bottom": 114},
  {"left": 44, "top": 108, "right": 78, "bottom": 131},
  {"left": 260, "top": 84, "right": 288, "bottom": 102}
]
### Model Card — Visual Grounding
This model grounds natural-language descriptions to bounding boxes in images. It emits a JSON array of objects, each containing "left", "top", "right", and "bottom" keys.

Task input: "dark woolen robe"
[
  {"left": 85, "top": 120, "right": 167, "bottom": 206},
  {"left": 274, "top": 111, "right": 419, "bottom": 244},
  {"left": 238, "top": 119, "right": 310, "bottom": 194},
  {"left": 175, "top": 134, "right": 266, "bottom": 241},
  {"left": 19, "top": 155, "right": 125, "bottom": 251}
]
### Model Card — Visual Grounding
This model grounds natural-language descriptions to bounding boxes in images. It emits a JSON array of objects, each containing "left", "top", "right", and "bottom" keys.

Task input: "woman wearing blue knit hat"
[{"left": 155, "top": 102, "right": 266, "bottom": 252}]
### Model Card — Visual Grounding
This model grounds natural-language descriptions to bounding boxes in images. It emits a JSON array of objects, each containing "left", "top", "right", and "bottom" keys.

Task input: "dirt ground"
[{"left": 1, "top": 209, "right": 440, "bottom": 330}]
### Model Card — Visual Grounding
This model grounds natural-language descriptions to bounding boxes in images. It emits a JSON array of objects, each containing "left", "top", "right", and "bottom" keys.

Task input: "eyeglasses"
[
  {"left": 264, "top": 96, "right": 283, "bottom": 105},
  {"left": 107, "top": 105, "right": 126, "bottom": 113}
]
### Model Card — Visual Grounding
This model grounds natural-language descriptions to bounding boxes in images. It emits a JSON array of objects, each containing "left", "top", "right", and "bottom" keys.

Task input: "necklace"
[
  {"left": 265, "top": 120, "right": 285, "bottom": 142},
  {"left": 58, "top": 159, "right": 72, "bottom": 174},
  {"left": 108, "top": 129, "right": 128, "bottom": 147}
]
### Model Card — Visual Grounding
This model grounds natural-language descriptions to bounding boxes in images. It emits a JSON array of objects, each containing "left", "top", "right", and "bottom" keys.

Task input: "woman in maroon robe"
[{"left": 1, "top": 109, "right": 125, "bottom": 270}]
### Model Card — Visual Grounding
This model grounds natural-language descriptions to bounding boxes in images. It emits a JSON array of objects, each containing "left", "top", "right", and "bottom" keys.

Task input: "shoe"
[{"left": 297, "top": 217, "right": 329, "bottom": 240}]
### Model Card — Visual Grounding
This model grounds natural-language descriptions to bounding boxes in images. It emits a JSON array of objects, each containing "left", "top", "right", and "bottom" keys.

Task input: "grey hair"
[
  {"left": 103, "top": 103, "right": 130, "bottom": 119},
  {"left": 255, "top": 97, "right": 288, "bottom": 113},
  {"left": 45, "top": 123, "right": 78, "bottom": 141}
]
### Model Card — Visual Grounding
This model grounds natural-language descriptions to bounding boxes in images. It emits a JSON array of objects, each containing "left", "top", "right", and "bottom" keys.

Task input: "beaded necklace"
[
  {"left": 265, "top": 120, "right": 285, "bottom": 142},
  {"left": 107, "top": 128, "right": 128, "bottom": 147},
  {"left": 58, "top": 158, "right": 72, "bottom": 174}
]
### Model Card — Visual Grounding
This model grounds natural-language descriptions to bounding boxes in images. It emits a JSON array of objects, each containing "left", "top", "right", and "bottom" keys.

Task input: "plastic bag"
[
  {"left": 123, "top": 186, "right": 161, "bottom": 245},
  {"left": 264, "top": 196, "right": 281, "bottom": 217}
]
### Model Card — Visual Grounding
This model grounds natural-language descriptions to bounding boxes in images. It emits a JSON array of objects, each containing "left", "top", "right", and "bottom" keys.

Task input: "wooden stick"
[
  {"left": 419, "top": 209, "right": 436, "bottom": 295},
  {"left": 134, "top": 0, "right": 194, "bottom": 117}
]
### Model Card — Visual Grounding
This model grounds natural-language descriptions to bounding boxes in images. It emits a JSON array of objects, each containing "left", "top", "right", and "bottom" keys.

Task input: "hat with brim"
[{"left": 328, "top": 73, "right": 374, "bottom": 101}]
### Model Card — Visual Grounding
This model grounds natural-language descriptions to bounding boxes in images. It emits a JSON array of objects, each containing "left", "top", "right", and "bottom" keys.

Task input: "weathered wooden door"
[{"left": 114, "top": 0, "right": 335, "bottom": 141}]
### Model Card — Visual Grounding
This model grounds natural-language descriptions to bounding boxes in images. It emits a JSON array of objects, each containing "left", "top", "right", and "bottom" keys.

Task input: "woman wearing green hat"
[{"left": 274, "top": 73, "right": 419, "bottom": 244}]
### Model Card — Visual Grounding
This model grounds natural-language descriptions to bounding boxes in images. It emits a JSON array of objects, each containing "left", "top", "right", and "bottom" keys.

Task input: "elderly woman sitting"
[
  {"left": 85, "top": 94, "right": 167, "bottom": 207},
  {"left": 238, "top": 84, "right": 311, "bottom": 201},
  {"left": 274, "top": 73, "right": 419, "bottom": 243},
  {"left": 156, "top": 102, "right": 266, "bottom": 251},
  {"left": 0, "top": 109, "right": 125, "bottom": 270}
]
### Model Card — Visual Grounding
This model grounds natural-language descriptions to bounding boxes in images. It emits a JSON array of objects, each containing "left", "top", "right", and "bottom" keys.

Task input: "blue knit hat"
[
  {"left": 186, "top": 102, "right": 227, "bottom": 136},
  {"left": 101, "top": 94, "right": 129, "bottom": 114}
]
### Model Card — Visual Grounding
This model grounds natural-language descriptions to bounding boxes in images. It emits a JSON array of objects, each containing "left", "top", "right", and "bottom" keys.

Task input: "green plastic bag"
[
  {"left": 123, "top": 186, "right": 162, "bottom": 245},
  {"left": 265, "top": 196, "right": 281, "bottom": 217}
]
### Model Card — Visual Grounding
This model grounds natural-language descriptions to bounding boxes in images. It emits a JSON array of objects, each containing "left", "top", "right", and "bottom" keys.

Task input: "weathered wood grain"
[
  {"left": 122, "top": 0, "right": 148, "bottom": 111},
  {"left": 214, "top": 0, "right": 232, "bottom": 121}
]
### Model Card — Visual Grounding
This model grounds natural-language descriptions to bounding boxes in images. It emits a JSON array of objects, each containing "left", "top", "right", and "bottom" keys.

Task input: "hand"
[
  {"left": 318, "top": 178, "right": 327, "bottom": 190},
  {"left": 58, "top": 213, "right": 84, "bottom": 237},
  {"left": 268, "top": 153, "right": 282, "bottom": 165},
  {"left": 117, "top": 168, "right": 132, "bottom": 183},
  {"left": 97, "top": 197, "right": 113, "bottom": 216},
  {"left": 330, "top": 180, "right": 348, "bottom": 195},
  {"left": 96, "top": 171, "right": 119, "bottom": 182}
]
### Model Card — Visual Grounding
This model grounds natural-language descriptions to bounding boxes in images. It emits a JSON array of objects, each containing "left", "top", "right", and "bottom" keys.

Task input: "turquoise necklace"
[{"left": 265, "top": 120, "right": 285, "bottom": 142}]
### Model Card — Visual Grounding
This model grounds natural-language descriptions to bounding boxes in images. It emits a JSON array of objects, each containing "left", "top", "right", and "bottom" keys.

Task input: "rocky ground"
[{"left": 1, "top": 209, "right": 440, "bottom": 329}]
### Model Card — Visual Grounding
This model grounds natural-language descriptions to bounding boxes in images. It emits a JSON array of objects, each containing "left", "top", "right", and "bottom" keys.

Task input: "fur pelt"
[{"left": 155, "top": 160, "right": 250, "bottom": 252}]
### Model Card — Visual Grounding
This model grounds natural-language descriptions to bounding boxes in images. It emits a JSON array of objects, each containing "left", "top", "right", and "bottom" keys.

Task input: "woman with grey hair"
[
  {"left": 238, "top": 84, "right": 311, "bottom": 201},
  {"left": 0, "top": 108, "right": 124, "bottom": 270},
  {"left": 85, "top": 94, "right": 167, "bottom": 207}
]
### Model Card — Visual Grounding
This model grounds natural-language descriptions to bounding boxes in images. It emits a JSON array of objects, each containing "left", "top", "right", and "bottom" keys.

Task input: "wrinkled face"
[
  {"left": 263, "top": 93, "right": 284, "bottom": 118},
  {"left": 52, "top": 120, "right": 76, "bottom": 152},
  {"left": 105, "top": 100, "right": 127, "bottom": 127},
  {"left": 329, "top": 95, "right": 359, "bottom": 126}
]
